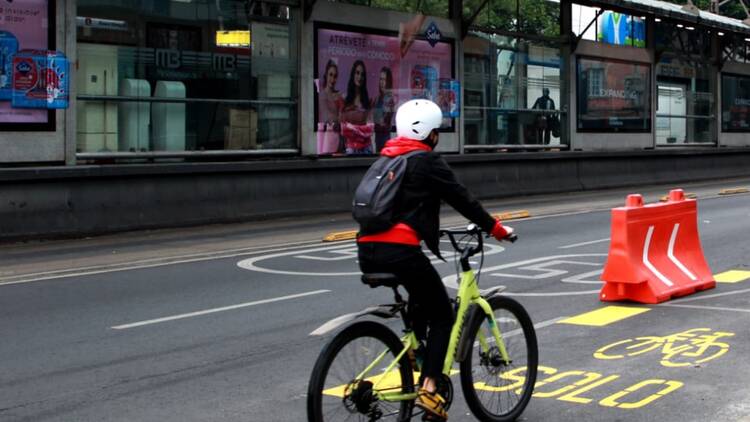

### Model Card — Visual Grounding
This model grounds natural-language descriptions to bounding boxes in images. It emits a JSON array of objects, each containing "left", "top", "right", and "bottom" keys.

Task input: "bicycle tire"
[
  {"left": 460, "top": 296, "right": 538, "bottom": 422},
  {"left": 307, "top": 320, "right": 414, "bottom": 422}
]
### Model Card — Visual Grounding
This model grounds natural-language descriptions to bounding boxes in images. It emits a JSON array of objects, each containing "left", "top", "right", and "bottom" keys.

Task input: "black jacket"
[{"left": 378, "top": 151, "right": 497, "bottom": 258}]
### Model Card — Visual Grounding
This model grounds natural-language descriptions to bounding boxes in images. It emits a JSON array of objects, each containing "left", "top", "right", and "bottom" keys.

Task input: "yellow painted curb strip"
[
  {"left": 492, "top": 210, "right": 532, "bottom": 221},
  {"left": 322, "top": 230, "right": 358, "bottom": 242},
  {"left": 558, "top": 306, "right": 650, "bottom": 327},
  {"left": 323, "top": 210, "right": 531, "bottom": 242},
  {"left": 718, "top": 188, "right": 750, "bottom": 195},
  {"left": 659, "top": 193, "right": 697, "bottom": 202},
  {"left": 714, "top": 270, "right": 750, "bottom": 283}
]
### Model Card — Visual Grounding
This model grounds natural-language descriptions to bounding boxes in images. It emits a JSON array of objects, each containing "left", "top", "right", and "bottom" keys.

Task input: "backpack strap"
[{"left": 401, "top": 150, "right": 428, "bottom": 159}]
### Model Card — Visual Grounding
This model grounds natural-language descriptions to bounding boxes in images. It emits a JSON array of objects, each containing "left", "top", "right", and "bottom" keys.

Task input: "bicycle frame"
[{"left": 366, "top": 267, "right": 509, "bottom": 403}]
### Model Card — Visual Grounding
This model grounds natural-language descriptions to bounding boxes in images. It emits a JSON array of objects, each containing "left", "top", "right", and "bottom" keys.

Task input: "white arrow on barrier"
[
  {"left": 643, "top": 226, "right": 674, "bottom": 287},
  {"left": 668, "top": 223, "right": 697, "bottom": 281},
  {"left": 643, "top": 223, "right": 697, "bottom": 287}
]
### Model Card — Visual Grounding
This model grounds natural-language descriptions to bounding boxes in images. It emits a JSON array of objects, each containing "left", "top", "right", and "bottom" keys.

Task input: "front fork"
[
  {"left": 474, "top": 297, "right": 511, "bottom": 364},
  {"left": 444, "top": 271, "right": 511, "bottom": 375}
]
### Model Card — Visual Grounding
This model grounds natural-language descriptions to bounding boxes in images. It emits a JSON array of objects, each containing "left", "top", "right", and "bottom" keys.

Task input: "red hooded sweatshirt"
[{"left": 357, "top": 137, "right": 432, "bottom": 246}]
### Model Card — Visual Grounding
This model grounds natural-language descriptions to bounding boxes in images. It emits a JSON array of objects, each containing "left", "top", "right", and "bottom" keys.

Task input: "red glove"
[{"left": 490, "top": 220, "right": 514, "bottom": 241}]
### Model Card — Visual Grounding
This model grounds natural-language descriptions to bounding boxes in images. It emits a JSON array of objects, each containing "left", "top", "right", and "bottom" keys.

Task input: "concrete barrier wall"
[{"left": 1, "top": 149, "right": 749, "bottom": 240}]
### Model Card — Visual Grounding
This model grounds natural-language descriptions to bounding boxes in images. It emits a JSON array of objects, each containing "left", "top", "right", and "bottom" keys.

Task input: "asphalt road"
[{"left": 2, "top": 179, "right": 750, "bottom": 422}]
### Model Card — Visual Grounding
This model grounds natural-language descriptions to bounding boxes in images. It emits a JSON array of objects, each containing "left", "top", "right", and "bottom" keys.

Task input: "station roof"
[{"left": 588, "top": 0, "right": 750, "bottom": 35}]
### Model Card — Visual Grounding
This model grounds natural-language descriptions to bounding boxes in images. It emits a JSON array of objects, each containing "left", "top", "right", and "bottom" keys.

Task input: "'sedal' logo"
[
  {"left": 15, "top": 61, "right": 31, "bottom": 73},
  {"left": 425, "top": 21, "right": 441, "bottom": 47}
]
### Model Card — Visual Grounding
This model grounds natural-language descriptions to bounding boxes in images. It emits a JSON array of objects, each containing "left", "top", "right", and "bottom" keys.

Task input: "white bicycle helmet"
[{"left": 395, "top": 99, "right": 443, "bottom": 141}]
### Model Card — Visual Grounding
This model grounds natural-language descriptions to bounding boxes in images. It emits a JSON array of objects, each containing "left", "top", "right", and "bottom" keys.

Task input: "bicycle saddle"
[{"left": 361, "top": 273, "right": 400, "bottom": 289}]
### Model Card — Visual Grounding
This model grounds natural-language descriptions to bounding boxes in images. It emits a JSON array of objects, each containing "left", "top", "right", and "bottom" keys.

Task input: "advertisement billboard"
[
  {"left": 577, "top": 57, "right": 651, "bottom": 132},
  {"left": 0, "top": 0, "right": 56, "bottom": 129},
  {"left": 315, "top": 24, "right": 456, "bottom": 155},
  {"left": 597, "top": 11, "right": 645, "bottom": 48},
  {"left": 722, "top": 74, "right": 750, "bottom": 132}
]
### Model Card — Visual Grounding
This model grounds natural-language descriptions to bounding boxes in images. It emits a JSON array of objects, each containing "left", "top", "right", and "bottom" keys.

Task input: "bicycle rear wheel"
[
  {"left": 460, "top": 296, "right": 538, "bottom": 422},
  {"left": 307, "top": 320, "right": 414, "bottom": 422}
]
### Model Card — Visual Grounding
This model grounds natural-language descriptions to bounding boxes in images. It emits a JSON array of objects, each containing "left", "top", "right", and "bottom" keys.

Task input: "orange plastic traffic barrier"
[{"left": 600, "top": 189, "right": 715, "bottom": 304}]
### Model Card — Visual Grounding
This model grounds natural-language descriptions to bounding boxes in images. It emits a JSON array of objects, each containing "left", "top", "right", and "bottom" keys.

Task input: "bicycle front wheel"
[
  {"left": 307, "top": 320, "right": 414, "bottom": 422},
  {"left": 460, "top": 296, "right": 538, "bottom": 422}
]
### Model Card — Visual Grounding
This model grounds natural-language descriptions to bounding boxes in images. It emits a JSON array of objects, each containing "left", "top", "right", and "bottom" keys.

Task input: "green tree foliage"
[
  {"left": 463, "top": 0, "right": 560, "bottom": 38},
  {"left": 362, "top": 0, "right": 451, "bottom": 17},
  {"left": 662, "top": 0, "right": 748, "bottom": 19}
]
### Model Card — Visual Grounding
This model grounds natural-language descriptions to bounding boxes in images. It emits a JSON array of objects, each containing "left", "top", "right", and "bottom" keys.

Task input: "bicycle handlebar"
[{"left": 440, "top": 224, "right": 518, "bottom": 262}]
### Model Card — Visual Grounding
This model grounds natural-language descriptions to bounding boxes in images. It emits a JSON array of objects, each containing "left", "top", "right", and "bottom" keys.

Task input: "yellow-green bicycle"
[{"left": 307, "top": 225, "right": 538, "bottom": 421}]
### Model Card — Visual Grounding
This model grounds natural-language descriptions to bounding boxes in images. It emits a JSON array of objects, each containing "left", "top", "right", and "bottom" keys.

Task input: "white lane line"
[
  {"left": 111, "top": 289, "right": 330, "bottom": 330},
  {"left": 0, "top": 240, "right": 325, "bottom": 287},
  {"left": 558, "top": 238, "right": 610, "bottom": 249},
  {"left": 667, "top": 287, "right": 750, "bottom": 304},
  {"left": 659, "top": 303, "right": 750, "bottom": 313}
]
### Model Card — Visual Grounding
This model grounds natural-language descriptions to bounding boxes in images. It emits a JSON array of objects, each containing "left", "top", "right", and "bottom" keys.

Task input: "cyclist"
[{"left": 356, "top": 99, "right": 514, "bottom": 421}]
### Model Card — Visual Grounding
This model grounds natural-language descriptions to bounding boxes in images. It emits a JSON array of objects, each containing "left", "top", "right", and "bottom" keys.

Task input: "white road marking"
[
  {"left": 643, "top": 226, "right": 674, "bottom": 287},
  {"left": 238, "top": 244, "right": 366, "bottom": 276},
  {"left": 491, "top": 260, "right": 601, "bottom": 280},
  {"left": 111, "top": 289, "right": 331, "bottom": 330},
  {"left": 667, "top": 287, "right": 750, "bottom": 304},
  {"left": 442, "top": 254, "right": 606, "bottom": 295},
  {"left": 658, "top": 303, "right": 750, "bottom": 313},
  {"left": 0, "top": 208, "right": 603, "bottom": 287},
  {"left": 505, "top": 290, "right": 600, "bottom": 297},
  {"left": 558, "top": 238, "right": 610, "bottom": 249},
  {"left": 561, "top": 269, "right": 604, "bottom": 284},
  {"left": 238, "top": 241, "right": 505, "bottom": 277},
  {"left": 667, "top": 224, "right": 697, "bottom": 281},
  {"left": 482, "top": 316, "right": 568, "bottom": 345},
  {"left": 0, "top": 239, "right": 326, "bottom": 287}
]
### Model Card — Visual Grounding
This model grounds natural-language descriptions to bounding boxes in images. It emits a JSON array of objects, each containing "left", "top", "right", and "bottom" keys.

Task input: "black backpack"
[{"left": 352, "top": 150, "right": 425, "bottom": 233}]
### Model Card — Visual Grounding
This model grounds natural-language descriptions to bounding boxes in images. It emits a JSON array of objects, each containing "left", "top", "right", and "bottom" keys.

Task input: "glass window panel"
[
  {"left": 722, "top": 74, "right": 750, "bottom": 132},
  {"left": 464, "top": 33, "right": 563, "bottom": 147},
  {"left": 577, "top": 58, "right": 650, "bottom": 132},
  {"left": 76, "top": 0, "right": 297, "bottom": 153},
  {"left": 656, "top": 54, "right": 714, "bottom": 144}
]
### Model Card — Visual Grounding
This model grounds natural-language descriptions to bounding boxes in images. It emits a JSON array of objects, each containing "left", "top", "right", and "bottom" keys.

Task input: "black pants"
[{"left": 358, "top": 242, "right": 454, "bottom": 380}]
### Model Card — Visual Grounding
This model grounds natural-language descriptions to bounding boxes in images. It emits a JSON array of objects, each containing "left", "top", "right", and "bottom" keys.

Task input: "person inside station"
[{"left": 531, "top": 88, "right": 557, "bottom": 145}]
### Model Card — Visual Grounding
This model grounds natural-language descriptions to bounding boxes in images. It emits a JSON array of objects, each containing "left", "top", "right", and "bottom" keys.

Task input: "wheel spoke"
[
  {"left": 460, "top": 297, "right": 537, "bottom": 421},
  {"left": 309, "top": 322, "right": 414, "bottom": 421}
]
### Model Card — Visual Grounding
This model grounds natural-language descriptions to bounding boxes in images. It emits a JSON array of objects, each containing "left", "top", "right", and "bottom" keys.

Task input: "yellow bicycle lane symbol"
[{"left": 594, "top": 328, "right": 735, "bottom": 367}]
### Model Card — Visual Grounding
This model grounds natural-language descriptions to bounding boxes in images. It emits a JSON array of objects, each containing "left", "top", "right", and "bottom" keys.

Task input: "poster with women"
[
  {"left": 315, "top": 24, "right": 454, "bottom": 155},
  {"left": 0, "top": 0, "right": 50, "bottom": 124}
]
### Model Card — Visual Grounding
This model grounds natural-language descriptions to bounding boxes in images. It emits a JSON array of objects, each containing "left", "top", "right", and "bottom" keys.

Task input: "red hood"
[{"left": 380, "top": 137, "right": 432, "bottom": 157}]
